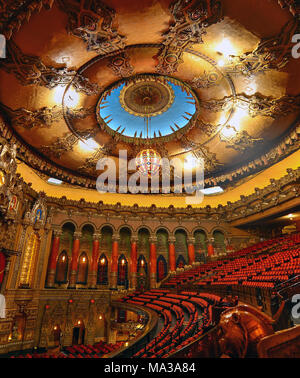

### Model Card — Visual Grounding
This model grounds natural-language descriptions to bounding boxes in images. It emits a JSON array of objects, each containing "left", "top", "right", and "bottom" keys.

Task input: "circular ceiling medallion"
[
  {"left": 119, "top": 78, "right": 174, "bottom": 117},
  {"left": 96, "top": 74, "right": 199, "bottom": 142}
]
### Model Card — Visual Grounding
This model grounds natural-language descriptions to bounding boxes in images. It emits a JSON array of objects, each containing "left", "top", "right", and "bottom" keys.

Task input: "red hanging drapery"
[{"left": 0, "top": 252, "right": 5, "bottom": 286}]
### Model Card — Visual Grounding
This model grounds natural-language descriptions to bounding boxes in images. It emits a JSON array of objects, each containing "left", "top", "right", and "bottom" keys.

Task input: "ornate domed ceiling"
[{"left": 0, "top": 0, "right": 300, "bottom": 192}]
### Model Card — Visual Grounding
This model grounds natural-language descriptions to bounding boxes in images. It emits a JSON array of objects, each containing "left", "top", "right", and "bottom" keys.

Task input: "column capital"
[
  {"left": 52, "top": 228, "right": 62, "bottom": 238},
  {"left": 208, "top": 237, "right": 214, "bottom": 244},
  {"left": 112, "top": 233, "right": 120, "bottom": 242},
  {"left": 149, "top": 235, "right": 157, "bottom": 244},
  {"left": 187, "top": 237, "right": 195, "bottom": 245},
  {"left": 131, "top": 234, "right": 138, "bottom": 243},
  {"left": 168, "top": 236, "right": 176, "bottom": 244},
  {"left": 73, "top": 231, "right": 82, "bottom": 239},
  {"left": 93, "top": 233, "right": 101, "bottom": 241}
]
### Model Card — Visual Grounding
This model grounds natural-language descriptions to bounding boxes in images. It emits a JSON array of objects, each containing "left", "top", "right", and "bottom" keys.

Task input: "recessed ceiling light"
[
  {"left": 47, "top": 178, "right": 63, "bottom": 185},
  {"left": 201, "top": 186, "right": 224, "bottom": 195},
  {"left": 78, "top": 138, "right": 99, "bottom": 152},
  {"left": 216, "top": 38, "right": 236, "bottom": 58},
  {"left": 184, "top": 154, "right": 199, "bottom": 169}
]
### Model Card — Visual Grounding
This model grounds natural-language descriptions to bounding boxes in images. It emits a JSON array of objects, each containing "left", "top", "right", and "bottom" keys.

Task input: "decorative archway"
[
  {"left": 117, "top": 254, "right": 128, "bottom": 288},
  {"left": 137, "top": 254, "right": 148, "bottom": 291},
  {"left": 76, "top": 252, "right": 88, "bottom": 284},
  {"left": 137, "top": 255, "right": 148, "bottom": 274},
  {"left": 55, "top": 251, "right": 68, "bottom": 284},
  {"left": 213, "top": 230, "right": 226, "bottom": 253},
  {"left": 97, "top": 253, "right": 108, "bottom": 285},
  {"left": 176, "top": 255, "right": 186, "bottom": 268},
  {"left": 72, "top": 320, "right": 85, "bottom": 345},
  {"left": 194, "top": 229, "right": 208, "bottom": 262},
  {"left": 157, "top": 255, "right": 167, "bottom": 282},
  {"left": 175, "top": 229, "right": 188, "bottom": 264}
]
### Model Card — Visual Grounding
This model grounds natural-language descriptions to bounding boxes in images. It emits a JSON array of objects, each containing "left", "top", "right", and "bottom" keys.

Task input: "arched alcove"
[
  {"left": 194, "top": 229, "right": 208, "bottom": 262},
  {"left": 175, "top": 229, "right": 188, "bottom": 264},
  {"left": 100, "top": 226, "right": 113, "bottom": 255},
  {"left": 97, "top": 253, "right": 108, "bottom": 285},
  {"left": 55, "top": 250, "right": 69, "bottom": 284},
  {"left": 117, "top": 254, "right": 128, "bottom": 288},
  {"left": 76, "top": 252, "right": 88, "bottom": 284},
  {"left": 157, "top": 255, "right": 167, "bottom": 282}
]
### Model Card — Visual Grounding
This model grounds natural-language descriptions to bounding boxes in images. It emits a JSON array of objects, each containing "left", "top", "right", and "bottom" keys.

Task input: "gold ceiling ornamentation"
[
  {"left": 190, "top": 70, "right": 222, "bottom": 89},
  {"left": 78, "top": 148, "right": 109, "bottom": 175},
  {"left": 57, "top": 0, "right": 126, "bottom": 55},
  {"left": 119, "top": 77, "right": 174, "bottom": 118},
  {"left": 0, "top": 0, "right": 54, "bottom": 39},
  {"left": 40, "top": 133, "right": 79, "bottom": 159},
  {"left": 107, "top": 52, "right": 134, "bottom": 78},
  {"left": 222, "top": 19, "right": 300, "bottom": 76},
  {"left": 177, "top": 133, "right": 222, "bottom": 172},
  {"left": 197, "top": 120, "right": 220, "bottom": 136},
  {"left": 0, "top": 41, "right": 100, "bottom": 94},
  {"left": 65, "top": 106, "right": 95, "bottom": 120},
  {"left": 220, "top": 126, "right": 263, "bottom": 152},
  {"left": 0, "top": 104, "right": 63, "bottom": 129},
  {"left": 202, "top": 93, "right": 300, "bottom": 118},
  {"left": 277, "top": 0, "right": 300, "bottom": 17},
  {"left": 156, "top": 0, "right": 223, "bottom": 74}
]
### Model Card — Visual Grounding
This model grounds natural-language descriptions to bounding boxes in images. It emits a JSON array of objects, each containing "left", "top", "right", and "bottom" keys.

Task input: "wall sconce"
[
  {"left": 99, "top": 315, "right": 103, "bottom": 320},
  {"left": 121, "top": 259, "right": 125, "bottom": 265},
  {"left": 101, "top": 258, "right": 105, "bottom": 265},
  {"left": 77, "top": 320, "right": 81, "bottom": 325}
]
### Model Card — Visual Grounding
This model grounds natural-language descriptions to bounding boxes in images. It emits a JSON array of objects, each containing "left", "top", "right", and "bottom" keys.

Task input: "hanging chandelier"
[
  {"left": 136, "top": 114, "right": 161, "bottom": 177},
  {"left": 136, "top": 148, "right": 161, "bottom": 177}
]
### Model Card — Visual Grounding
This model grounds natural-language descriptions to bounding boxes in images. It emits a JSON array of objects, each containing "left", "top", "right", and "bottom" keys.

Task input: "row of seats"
[
  {"left": 164, "top": 233, "right": 300, "bottom": 290},
  {"left": 9, "top": 341, "right": 124, "bottom": 359},
  {"left": 120, "top": 289, "right": 221, "bottom": 358}
]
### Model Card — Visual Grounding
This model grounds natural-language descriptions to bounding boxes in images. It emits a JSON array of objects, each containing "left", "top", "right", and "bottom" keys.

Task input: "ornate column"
[
  {"left": 207, "top": 237, "right": 215, "bottom": 257},
  {"left": 130, "top": 234, "right": 138, "bottom": 290},
  {"left": 187, "top": 237, "right": 196, "bottom": 265},
  {"left": 110, "top": 234, "right": 120, "bottom": 289},
  {"left": 89, "top": 233, "right": 101, "bottom": 288},
  {"left": 149, "top": 235, "right": 157, "bottom": 289},
  {"left": 168, "top": 236, "right": 176, "bottom": 272},
  {"left": 68, "top": 231, "right": 81, "bottom": 289},
  {"left": 46, "top": 229, "right": 62, "bottom": 288}
]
